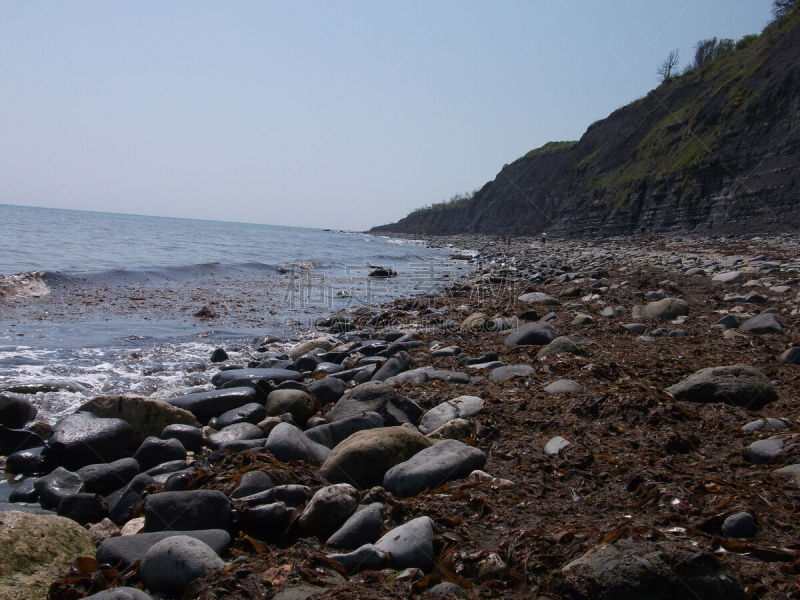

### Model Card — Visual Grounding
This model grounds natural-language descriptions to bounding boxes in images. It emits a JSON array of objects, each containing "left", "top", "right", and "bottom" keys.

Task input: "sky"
[{"left": 0, "top": 1, "right": 773, "bottom": 230}]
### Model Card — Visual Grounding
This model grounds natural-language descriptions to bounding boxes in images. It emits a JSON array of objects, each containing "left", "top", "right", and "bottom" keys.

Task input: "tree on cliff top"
[
  {"left": 773, "top": 0, "right": 797, "bottom": 19},
  {"left": 657, "top": 49, "right": 680, "bottom": 83}
]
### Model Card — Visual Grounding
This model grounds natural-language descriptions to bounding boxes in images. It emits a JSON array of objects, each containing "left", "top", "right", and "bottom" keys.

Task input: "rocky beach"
[{"left": 1, "top": 233, "right": 799, "bottom": 600}]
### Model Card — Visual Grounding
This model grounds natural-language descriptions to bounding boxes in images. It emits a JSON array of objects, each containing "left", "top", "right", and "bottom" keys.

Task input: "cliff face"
[{"left": 373, "top": 10, "right": 800, "bottom": 237}]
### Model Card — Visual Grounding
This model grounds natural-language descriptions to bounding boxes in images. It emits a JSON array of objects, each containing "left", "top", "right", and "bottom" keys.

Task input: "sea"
[{"left": 0, "top": 204, "right": 471, "bottom": 424}]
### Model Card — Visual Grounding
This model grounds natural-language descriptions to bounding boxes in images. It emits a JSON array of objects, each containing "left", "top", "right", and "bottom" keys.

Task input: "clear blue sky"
[{"left": 0, "top": 1, "right": 772, "bottom": 230}]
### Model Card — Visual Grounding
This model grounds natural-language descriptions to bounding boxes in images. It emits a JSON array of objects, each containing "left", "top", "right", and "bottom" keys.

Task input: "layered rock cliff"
[{"left": 373, "top": 8, "right": 800, "bottom": 237}]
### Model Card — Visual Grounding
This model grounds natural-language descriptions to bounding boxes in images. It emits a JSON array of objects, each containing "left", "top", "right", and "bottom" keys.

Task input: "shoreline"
[{"left": 2, "top": 234, "right": 799, "bottom": 599}]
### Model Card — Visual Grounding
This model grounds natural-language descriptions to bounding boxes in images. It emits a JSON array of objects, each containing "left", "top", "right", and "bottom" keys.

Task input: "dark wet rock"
[
  {"left": 43, "top": 413, "right": 133, "bottom": 470},
  {"left": 206, "top": 422, "right": 264, "bottom": 448},
  {"left": 320, "top": 426, "right": 432, "bottom": 489},
  {"left": 544, "top": 436, "right": 571, "bottom": 455},
  {"left": 427, "top": 582, "right": 466, "bottom": 597},
  {"left": 305, "top": 412, "right": 384, "bottom": 449},
  {"left": 715, "top": 314, "right": 742, "bottom": 328},
  {"left": 778, "top": 347, "right": 800, "bottom": 364},
  {"left": 773, "top": 463, "right": 800, "bottom": 485},
  {"left": 489, "top": 363, "right": 534, "bottom": 382},
  {"left": 5, "top": 446, "right": 47, "bottom": 475},
  {"left": 293, "top": 352, "right": 322, "bottom": 372},
  {"left": 107, "top": 473, "right": 155, "bottom": 525},
  {"left": 571, "top": 313, "right": 594, "bottom": 326},
  {"left": 326, "top": 502, "right": 384, "bottom": 550},
  {"left": 561, "top": 540, "right": 745, "bottom": 600},
  {"left": 78, "top": 395, "right": 196, "bottom": 446},
  {"left": 599, "top": 306, "right": 621, "bottom": 318},
  {"left": 503, "top": 322, "right": 558, "bottom": 347},
  {"left": 427, "top": 418, "right": 473, "bottom": 440},
  {"left": 741, "top": 312, "right": 784, "bottom": 334},
  {"left": 328, "top": 543, "right": 387, "bottom": 573},
  {"left": 57, "top": 492, "right": 108, "bottom": 525},
  {"left": 237, "top": 484, "right": 313, "bottom": 508},
  {"left": 34, "top": 467, "right": 83, "bottom": 509},
  {"left": 0, "top": 392, "right": 37, "bottom": 428},
  {"left": 211, "top": 402, "right": 266, "bottom": 428},
  {"left": 543, "top": 379, "right": 584, "bottom": 395},
  {"left": 159, "top": 424, "right": 203, "bottom": 452},
  {"left": 167, "top": 387, "right": 262, "bottom": 423},
  {"left": 372, "top": 352, "right": 415, "bottom": 381},
  {"left": 266, "top": 422, "right": 331, "bottom": 463},
  {"left": 84, "top": 587, "right": 153, "bottom": 599},
  {"left": 385, "top": 369, "right": 430, "bottom": 386},
  {"left": 78, "top": 458, "right": 140, "bottom": 495},
  {"left": 665, "top": 364, "right": 777, "bottom": 408},
  {"left": 210, "top": 347, "right": 228, "bottom": 363},
  {"left": 741, "top": 418, "right": 789, "bottom": 433},
  {"left": 431, "top": 346, "right": 462, "bottom": 357},
  {"left": 231, "top": 470, "right": 275, "bottom": 499},
  {"left": 288, "top": 338, "right": 334, "bottom": 359},
  {"left": 239, "top": 501, "right": 294, "bottom": 542},
  {"left": 313, "top": 362, "right": 344, "bottom": 376},
  {"left": 266, "top": 389, "right": 317, "bottom": 424},
  {"left": 463, "top": 351, "right": 499, "bottom": 366},
  {"left": 143, "top": 490, "right": 232, "bottom": 532},
  {"left": 374, "top": 516, "right": 435, "bottom": 571},
  {"left": 145, "top": 460, "right": 190, "bottom": 478},
  {"left": 140, "top": 535, "right": 224, "bottom": 597},
  {"left": 537, "top": 336, "right": 580, "bottom": 359},
  {"left": 0, "top": 425, "right": 44, "bottom": 456},
  {"left": 211, "top": 367, "right": 302, "bottom": 389},
  {"left": 384, "top": 439, "right": 486, "bottom": 497},
  {"left": 327, "top": 381, "right": 420, "bottom": 426},
  {"left": 622, "top": 323, "right": 648, "bottom": 334},
  {"left": 668, "top": 329, "right": 688, "bottom": 337},
  {"left": 722, "top": 511, "right": 758, "bottom": 538},
  {"left": 329, "top": 364, "right": 376, "bottom": 382},
  {"left": 418, "top": 396, "right": 483, "bottom": 435},
  {"left": 8, "top": 477, "right": 39, "bottom": 503},
  {"left": 97, "top": 529, "right": 231, "bottom": 568},
  {"left": 133, "top": 436, "right": 186, "bottom": 471},
  {"left": 748, "top": 434, "right": 800, "bottom": 464},
  {"left": 298, "top": 483, "right": 359, "bottom": 539},
  {"left": 634, "top": 297, "right": 689, "bottom": 320}
]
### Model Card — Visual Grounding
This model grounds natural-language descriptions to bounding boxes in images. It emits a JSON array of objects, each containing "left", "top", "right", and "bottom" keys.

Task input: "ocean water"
[{"left": 0, "top": 204, "right": 470, "bottom": 422}]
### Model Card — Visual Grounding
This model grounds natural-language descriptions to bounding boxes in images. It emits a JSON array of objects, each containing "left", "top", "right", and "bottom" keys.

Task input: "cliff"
[{"left": 372, "top": 8, "right": 800, "bottom": 237}]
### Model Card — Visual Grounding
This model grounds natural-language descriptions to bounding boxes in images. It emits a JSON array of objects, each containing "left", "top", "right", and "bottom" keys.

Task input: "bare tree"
[{"left": 657, "top": 49, "right": 680, "bottom": 83}]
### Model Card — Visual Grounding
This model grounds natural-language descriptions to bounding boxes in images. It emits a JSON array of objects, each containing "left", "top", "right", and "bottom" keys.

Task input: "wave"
[{"left": 0, "top": 271, "right": 51, "bottom": 300}]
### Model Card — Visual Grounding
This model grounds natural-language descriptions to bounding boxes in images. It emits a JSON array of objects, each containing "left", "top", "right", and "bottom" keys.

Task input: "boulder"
[
  {"left": 489, "top": 364, "right": 535, "bottom": 382},
  {"left": 211, "top": 403, "right": 266, "bottom": 428},
  {"left": 748, "top": 434, "right": 800, "bottom": 464},
  {"left": 266, "top": 422, "right": 331, "bottom": 464},
  {"left": 56, "top": 492, "right": 108, "bottom": 525},
  {"left": 320, "top": 426, "right": 432, "bottom": 489},
  {"left": 634, "top": 297, "right": 689, "bottom": 321},
  {"left": 206, "top": 422, "right": 263, "bottom": 448},
  {"left": 143, "top": 490, "right": 232, "bottom": 532},
  {"left": 230, "top": 471, "right": 275, "bottom": 499},
  {"left": 167, "top": 387, "right": 261, "bottom": 423},
  {"left": 210, "top": 368, "right": 302, "bottom": 388},
  {"left": 160, "top": 424, "right": 204, "bottom": 452},
  {"left": 304, "top": 412, "right": 384, "bottom": 449},
  {"left": 34, "top": 467, "right": 83, "bottom": 510},
  {"left": 722, "top": 512, "right": 757, "bottom": 538},
  {"left": 238, "top": 502, "right": 294, "bottom": 542},
  {"left": 326, "top": 502, "right": 384, "bottom": 550},
  {"left": 265, "top": 389, "right": 317, "bottom": 423},
  {"left": 78, "top": 395, "right": 195, "bottom": 446},
  {"left": 78, "top": 458, "right": 140, "bottom": 495},
  {"left": 536, "top": 336, "right": 580, "bottom": 359},
  {"left": 107, "top": 474, "right": 155, "bottom": 525},
  {"left": 374, "top": 516, "right": 435, "bottom": 571},
  {"left": 741, "top": 312, "right": 784, "bottom": 335},
  {"left": 97, "top": 529, "right": 231, "bottom": 568},
  {"left": 418, "top": 396, "right": 483, "bottom": 435},
  {"left": 0, "top": 426, "right": 44, "bottom": 456},
  {"left": 0, "top": 393, "right": 37, "bottom": 429},
  {"left": 665, "top": 364, "right": 777, "bottom": 408},
  {"left": 83, "top": 587, "right": 153, "bottom": 599},
  {"left": 133, "top": 436, "right": 186, "bottom": 471},
  {"left": 543, "top": 379, "right": 584, "bottom": 395},
  {"left": 383, "top": 439, "right": 486, "bottom": 497},
  {"left": 372, "top": 352, "right": 415, "bottom": 381},
  {"left": 778, "top": 347, "right": 800, "bottom": 364},
  {"left": 0, "top": 511, "right": 95, "bottom": 600},
  {"left": 288, "top": 338, "right": 334, "bottom": 359},
  {"left": 43, "top": 413, "right": 133, "bottom": 470},
  {"left": 4, "top": 447, "right": 47, "bottom": 475},
  {"left": 504, "top": 322, "right": 558, "bottom": 347},
  {"left": 298, "top": 484, "right": 360, "bottom": 540},
  {"left": 327, "top": 381, "right": 420, "bottom": 426},
  {"left": 140, "top": 535, "right": 224, "bottom": 597},
  {"left": 308, "top": 377, "right": 346, "bottom": 405},
  {"left": 561, "top": 540, "right": 745, "bottom": 600},
  {"left": 712, "top": 270, "right": 745, "bottom": 284},
  {"left": 518, "top": 292, "right": 560, "bottom": 305}
]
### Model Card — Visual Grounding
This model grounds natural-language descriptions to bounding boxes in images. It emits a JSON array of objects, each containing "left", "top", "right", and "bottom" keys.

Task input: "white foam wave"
[{"left": 0, "top": 272, "right": 51, "bottom": 300}]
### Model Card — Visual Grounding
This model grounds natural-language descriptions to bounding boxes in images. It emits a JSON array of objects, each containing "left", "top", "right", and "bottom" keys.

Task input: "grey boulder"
[
  {"left": 304, "top": 412, "right": 384, "bottom": 449},
  {"left": 97, "top": 529, "right": 231, "bottom": 567},
  {"left": 298, "top": 483, "right": 360, "bottom": 539},
  {"left": 374, "top": 516, "right": 435, "bottom": 571},
  {"left": 383, "top": 439, "right": 486, "bottom": 497},
  {"left": 418, "top": 396, "right": 483, "bottom": 435},
  {"left": 140, "top": 535, "right": 224, "bottom": 597},
  {"left": 664, "top": 364, "right": 777, "bottom": 408},
  {"left": 326, "top": 502, "right": 385, "bottom": 550},
  {"left": 266, "top": 422, "right": 331, "bottom": 464},
  {"left": 741, "top": 312, "right": 784, "bottom": 335},
  {"left": 44, "top": 412, "right": 134, "bottom": 470},
  {"left": 143, "top": 490, "right": 232, "bottom": 532},
  {"left": 503, "top": 322, "right": 558, "bottom": 347}
]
